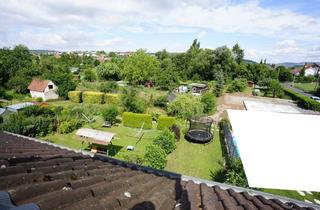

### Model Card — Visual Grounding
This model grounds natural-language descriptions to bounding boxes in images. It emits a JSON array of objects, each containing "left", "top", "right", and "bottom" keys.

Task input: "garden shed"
[{"left": 76, "top": 128, "right": 115, "bottom": 146}]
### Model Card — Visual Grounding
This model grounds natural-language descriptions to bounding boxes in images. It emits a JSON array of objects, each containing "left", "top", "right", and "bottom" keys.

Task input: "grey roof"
[{"left": 6, "top": 102, "right": 34, "bottom": 111}]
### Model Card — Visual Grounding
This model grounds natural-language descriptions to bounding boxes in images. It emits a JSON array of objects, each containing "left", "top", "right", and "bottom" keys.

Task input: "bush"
[
  {"left": 122, "top": 112, "right": 152, "bottom": 129},
  {"left": 99, "top": 81, "right": 118, "bottom": 93},
  {"left": 22, "top": 106, "right": 55, "bottom": 117},
  {"left": 201, "top": 92, "right": 216, "bottom": 113},
  {"left": 0, "top": 116, "right": 3, "bottom": 124},
  {"left": 144, "top": 144, "right": 167, "bottom": 169},
  {"left": 121, "top": 89, "right": 146, "bottom": 113},
  {"left": 82, "top": 91, "right": 104, "bottom": 104},
  {"left": 83, "top": 69, "right": 97, "bottom": 81},
  {"left": 105, "top": 93, "right": 120, "bottom": 105},
  {"left": 284, "top": 88, "right": 320, "bottom": 111},
  {"left": 58, "top": 119, "right": 83, "bottom": 134},
  {"left": 122, "top": 154, "right": 144, "bottom": 165},
  {"left": 153, "top": 95, "right": 168, "bottom": 107},
  {"left": 170, "top": 124, "right": 181, "bottom": 141},
  {"left": 167, "top": 94, "right": 203, "bottom": 119},
  {"left": 227, "top": 78, "right": 247, "bottom": 93},
  {"left": 68, "top": 91, "right": 82, "bottom": 103},
  {"left": 225, "top": 158, "right": 248, "bottom": 187},
  {"left": 153, "top": 129, "right": 176, "bottom": 154},
  {"left": 157, "top": 116, "right": 175, "bottom": 130},
  {"left": 102, "top": 105, "right": 118, "bottom": 124},
  {"left": 36, "top": 97, "right": 43, "bottom": 102}
]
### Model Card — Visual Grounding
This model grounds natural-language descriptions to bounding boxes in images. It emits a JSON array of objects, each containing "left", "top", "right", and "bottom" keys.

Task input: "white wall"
[{"left": 30, "top": 81, "right": 59, "bottom": 101}]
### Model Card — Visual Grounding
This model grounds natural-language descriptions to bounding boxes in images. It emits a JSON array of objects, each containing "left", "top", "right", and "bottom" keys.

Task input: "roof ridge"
[{"left": 3, "top": 132, "right": 320, "bottom": 209}]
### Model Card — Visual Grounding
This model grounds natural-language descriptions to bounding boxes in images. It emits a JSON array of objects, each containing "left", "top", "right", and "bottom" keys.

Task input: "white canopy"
[
  {"left": 227, "top": 109, "right": 320, "bottom": 192},
  {"left": 76, "top": 128, "right": 115, "bottom": 145}
]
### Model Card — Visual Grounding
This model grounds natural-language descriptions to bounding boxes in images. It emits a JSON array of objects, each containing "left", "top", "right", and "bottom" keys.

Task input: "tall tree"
[
  {"left": 122, "top": 50, "right": 160, "bottom": 85},
  {"left": 232, "top": 44, "right": 244, "bottom": 64}
]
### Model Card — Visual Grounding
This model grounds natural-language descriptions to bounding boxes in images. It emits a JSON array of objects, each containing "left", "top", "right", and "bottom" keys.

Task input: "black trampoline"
[{"left": 185, "top": 117, "right": 213, "bottom": 143}]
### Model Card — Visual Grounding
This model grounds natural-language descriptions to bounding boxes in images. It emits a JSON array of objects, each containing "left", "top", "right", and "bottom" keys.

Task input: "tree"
[
  {"left": 201, "top": 92, "right": 216, "bottom": 113},
  {"left": 153, "top": 57, "right": 178, "bottom": 90},
  {"left": 83, "top": 69, "right": 97, "bottom": 81},
  {"left": 277, "top": 66, "right": 293, "bottom": 82},
  {"left": 121, "top": 88, "right": 146, "bottom": 113},
  {"left": 144, "top": 144, "right": 167, "bottom": 169},
  {"left": 96, "top": 62, "right": 120, "bottom": 81},
  {"left": 167, "top": 95, "right": 203, "bottom": 119},
  {"left": 122, "top": 50, "right": 160, "bottom": 85},
  {"left": 47, "top": 68, "right": 76, "bottom": 99},
  {"left": 236, "top": 63, "right": 252, "bottom": 80},
  {"left": 228, "top": 78, "right": 247, "bottom": 93},
  {"left": 259, "top": 78, "right": 283, "bottom": 98},
  {"left": 153, "top": 129, "right": 176, "bottom": 154},
  {"left": 102, "top": 105, "right": 118, "bottom": 124},
  {"left": 232, "top": 44, "right": 244, "bottom": 64}
]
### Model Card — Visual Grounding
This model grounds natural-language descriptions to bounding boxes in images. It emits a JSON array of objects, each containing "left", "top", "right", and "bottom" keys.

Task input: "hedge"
[
  {"left": 157, "top": 116, "right": 175, "bottom": 130},
  {"left": 284, "top": 88, "right": 320, "bottom": 111},
  {"left": 82, "top": 91, "right": 104, "bottom": 104},
  {"left": 105, "top": 93, "right": 120, "bottom": 104},
  {"left": 122, "top": 112, "right": 152, "bottom": 129},
  {"left": 68, "top": 91, "right": 82, "bottom": 103}
]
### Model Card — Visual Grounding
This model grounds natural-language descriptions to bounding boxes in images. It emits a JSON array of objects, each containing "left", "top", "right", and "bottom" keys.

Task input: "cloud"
[{"left": 0, "top": 0, "right": 319, "bottom": 61}]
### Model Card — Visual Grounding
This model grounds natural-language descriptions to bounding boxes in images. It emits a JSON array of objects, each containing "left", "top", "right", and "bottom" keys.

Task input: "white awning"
[
  {"left": 76, "top": 128, "right": 115, "bottom": 145},
  {"left": 227, "top": 109, "right": 320, "bottom": 192}
]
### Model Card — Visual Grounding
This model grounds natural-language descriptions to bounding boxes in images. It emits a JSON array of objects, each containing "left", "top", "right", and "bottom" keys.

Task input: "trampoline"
[{"left": 185, "top": 117, "right": 213, "bottom": 143}]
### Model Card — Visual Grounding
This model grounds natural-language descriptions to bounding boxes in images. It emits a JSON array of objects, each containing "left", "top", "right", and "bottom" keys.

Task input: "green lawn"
[
  {"left": 294, "top": 82, "right": 317, "bottom": 93},
  {"left": 166, "top": 129, "right": 224, "bottom": 180},
  {"left": 261, "top": 188, "right": 320, "bottom": 204}
]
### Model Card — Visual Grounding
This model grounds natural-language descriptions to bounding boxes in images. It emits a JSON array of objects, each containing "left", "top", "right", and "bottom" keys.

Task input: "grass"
[
  {"left": 261, "top": 188, "right": 320, "bottom": 204},
  {"left": 294, "top": 82, "right": 317, "bottom": 94},
  {"left": 166, "top": 128, "right": 224, "bottom": 180}
]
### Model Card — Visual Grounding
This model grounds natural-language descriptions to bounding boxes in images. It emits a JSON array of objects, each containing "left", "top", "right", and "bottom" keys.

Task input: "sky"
[{"left": 0, "top": 0, "right": 320, "bottom": 63}]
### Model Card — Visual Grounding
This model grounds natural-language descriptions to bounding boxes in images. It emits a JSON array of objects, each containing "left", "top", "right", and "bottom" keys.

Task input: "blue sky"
[{"left": 0, "top": 0, "right": 319, "bottom": 63}]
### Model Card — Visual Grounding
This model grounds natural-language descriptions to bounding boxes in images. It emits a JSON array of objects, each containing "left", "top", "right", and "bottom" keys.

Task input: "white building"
[{"left": 28, "top": 79, "right": 59, "bottom": 101}]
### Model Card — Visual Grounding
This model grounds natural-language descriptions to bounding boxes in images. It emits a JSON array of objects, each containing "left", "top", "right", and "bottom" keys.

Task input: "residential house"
[
  {"left": 28, "top": 79, "right": 59, "bottom": 101},
  {"left": 303, "top": 63, "right": 319, "bottom": 76}
]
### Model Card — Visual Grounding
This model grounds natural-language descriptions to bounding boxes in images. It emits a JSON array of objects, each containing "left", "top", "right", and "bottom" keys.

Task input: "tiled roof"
[
  {"left": 0, "top": 132, "right": 318, "bottom": 210},
  {"left": 28, "top": 79, "right": 50, "bottom": 92}
]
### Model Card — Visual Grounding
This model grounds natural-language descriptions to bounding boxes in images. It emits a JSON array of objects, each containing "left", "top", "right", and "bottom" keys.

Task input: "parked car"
[{"left": 310, "top": 96, "right": 320, "bottom": 102}]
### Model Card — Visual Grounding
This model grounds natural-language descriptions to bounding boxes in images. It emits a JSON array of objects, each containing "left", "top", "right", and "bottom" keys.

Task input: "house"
[
  {"left": 28, "top": 79, "right": 59, "bottom": 101},
  {"left": 6, "top": 102, "right": 34, "bottom": 113},
  {"left": 0, "top": 132, "right": 318, "bottom": 209},
  {"left": 303, "top": 63, "right": 319, "bottom": 76},
  {"left": 291, "top": 67, "right": 302, "bottom": 76}
]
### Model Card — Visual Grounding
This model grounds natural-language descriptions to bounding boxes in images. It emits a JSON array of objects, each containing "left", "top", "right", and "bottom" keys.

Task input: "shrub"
[
  {"left": 144, "top": 144, "right": 167, "bottom": 169},
  {"left": 102, "top": 105, "right": 118, "bottom": 124},
  {"left": 284, "top": 88, "right": 320, "bottom": 111},
  {"left": 82, "top": 91, "right": 104, "bottom": 104},
  {"left": 122, "top": 112, "right": 152, "bottom": 129},
  {"left": 170, "top": 124, "right": 181, "bottom": 141},
  {"left": 225, "top": 158, "right": 249, "bottom": 187},
  {"left": 99, "top": 81, "right": 119, "bottom": 93},
  {"left": 153, "top": 129, "right": 176, "bottom": 154},
  {"left": 0, "top": 116, "right": 3, "bottom": 124},
  {"left": 68, "top": 91, "right": 82, "bottom": 103},
  {"left": 153, "top": 95, "right": 168, "bottom": 107},
  {"left": 157, "top": 116, "right": 175, "bottom": 130},
  {"left": 22, "top": 106, "right": 55, "bottom": 117},
  {"left": 167, "top": 95, "right": 203, "bottom": 119},
  {"left": 121, "top": 89, "right": 146, "bottom": 113},
  {"left": 201, "top": 92, "right": 216, "bottom": 113},
  {"left": 58, "top": 119, "right": 83, "bottom": 134},
  {"left": 36, "top": 97, "right": 43, "bottom": 102},
  {"left": 122, "top": 154, "right": 144, "bottom": 165},
  {"left": 83, "top": 68, "right": 97, "bottom": 81},
  {"left": 227, "top": 78, "right": 247, "bottom": 93},
  {"left": 105, "top": 93, "right": 120, "bottom": 105}
]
